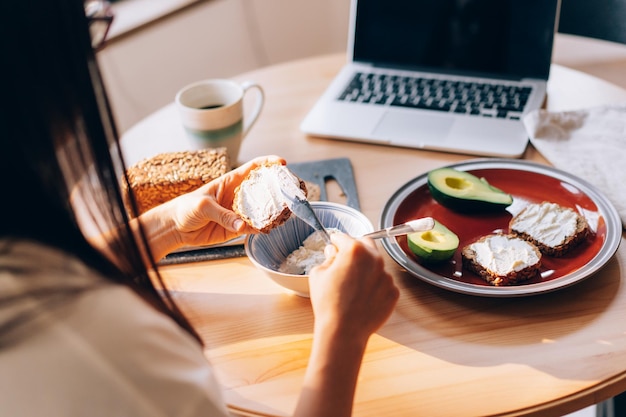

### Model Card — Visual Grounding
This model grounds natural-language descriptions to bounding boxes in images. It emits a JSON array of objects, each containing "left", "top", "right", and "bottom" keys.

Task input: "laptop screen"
[{"left": 352, "top": 0, "right": 559, "bottom": 80}]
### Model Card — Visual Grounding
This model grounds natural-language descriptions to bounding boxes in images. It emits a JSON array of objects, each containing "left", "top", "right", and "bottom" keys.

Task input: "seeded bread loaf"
[
  {"left": 462, "top": 233, "right": 542, "bottom": 286},
  {"left": 303, "top": 181, "right": 321, "bottom": 202},
  {"left": 509, "top": 201, "right": 590, "bottom": 257},
  {"left": 124, "top": 148, "right": 230, "bottom": 215},
  {"left": 233, "top": 162, "right": 307, "bottom": 233}
]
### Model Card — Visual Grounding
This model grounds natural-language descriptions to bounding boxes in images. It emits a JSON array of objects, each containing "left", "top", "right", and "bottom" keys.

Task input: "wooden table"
[{"left": 122, "top": 53, "right": 626, "bottom": 417}]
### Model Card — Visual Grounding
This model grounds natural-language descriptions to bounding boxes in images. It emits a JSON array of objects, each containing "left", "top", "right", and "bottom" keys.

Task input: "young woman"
[{"left": 0, "top": 1, "right": 399, "bottom": 416}]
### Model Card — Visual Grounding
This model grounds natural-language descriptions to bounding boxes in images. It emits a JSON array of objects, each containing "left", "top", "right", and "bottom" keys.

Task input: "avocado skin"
[{"left": 427, "top": 168, "right": 513, "bottom": 213}]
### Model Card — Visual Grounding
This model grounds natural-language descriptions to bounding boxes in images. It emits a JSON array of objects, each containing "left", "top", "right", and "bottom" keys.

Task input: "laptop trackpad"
[{"left": 373, "top": 111, "right": 454, "bottom": 146}]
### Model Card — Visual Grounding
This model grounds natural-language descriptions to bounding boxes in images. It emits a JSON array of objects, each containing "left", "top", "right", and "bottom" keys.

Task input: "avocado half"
[
  {"left": 407, "top": 220, "right": 459, "bottom": 262},
  {"left": 427, "top": 167, "right": 513, "bottom": 213}
]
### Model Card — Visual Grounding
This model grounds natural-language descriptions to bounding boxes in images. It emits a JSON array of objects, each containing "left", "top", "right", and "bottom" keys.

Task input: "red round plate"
[{"left": 379, "top": 159, "right": 621, "bottom": 297}]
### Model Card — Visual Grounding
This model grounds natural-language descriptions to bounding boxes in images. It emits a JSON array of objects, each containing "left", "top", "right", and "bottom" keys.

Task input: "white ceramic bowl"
[{"left": 245, "top": 201, "right": 374, "bottom": 297}]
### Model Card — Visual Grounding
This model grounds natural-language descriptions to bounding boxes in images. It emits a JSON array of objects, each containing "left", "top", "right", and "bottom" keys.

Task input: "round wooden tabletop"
[{"left": 123, "top": 53, "right": 626, "bottom": 417}]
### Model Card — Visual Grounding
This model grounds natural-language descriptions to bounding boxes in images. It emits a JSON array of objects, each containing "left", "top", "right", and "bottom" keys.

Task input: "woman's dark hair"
[{"left": 0, "top": 0, "right": 201, "bottom": 343}]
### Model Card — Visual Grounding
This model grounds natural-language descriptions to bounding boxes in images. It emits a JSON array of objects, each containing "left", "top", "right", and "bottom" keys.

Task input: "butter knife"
[
  {"left": 363, "top": 217, "right": 435, "bottom": 239},
  {"left": 282, "top": 189, "right": 332, "bottom": 244}
]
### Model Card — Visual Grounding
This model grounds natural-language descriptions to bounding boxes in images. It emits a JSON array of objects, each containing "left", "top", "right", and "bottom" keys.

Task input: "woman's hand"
[
  {"left": 138, "top": 155, "right": 284, "bottom": 260},
  {"left": 295, "top": 233, "right": 399, "bottom": 417},
  {"left": 308, "top": 233, "right": 399, "bottom": 342},
  {"left": 169, "top": 155, "right": 285, "bottom": 246}
]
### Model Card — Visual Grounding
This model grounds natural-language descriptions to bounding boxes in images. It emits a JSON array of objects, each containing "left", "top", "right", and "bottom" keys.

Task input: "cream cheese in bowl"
[{"left": 245, "top": 202, "right": 374, "bottom": 297}]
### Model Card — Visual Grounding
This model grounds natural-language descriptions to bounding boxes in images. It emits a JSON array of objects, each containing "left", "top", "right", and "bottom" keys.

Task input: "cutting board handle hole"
[{"left": 324, "top": 177, "right": 347, "bottom": 205}]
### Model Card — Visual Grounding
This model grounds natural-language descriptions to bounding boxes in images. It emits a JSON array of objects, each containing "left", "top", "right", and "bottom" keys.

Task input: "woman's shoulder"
[
  {"left": 0, "top": 239, "right": 229, "bottom": 416},
  {"left": 0, "top": 238, "right": 105, "bottom": 290}
]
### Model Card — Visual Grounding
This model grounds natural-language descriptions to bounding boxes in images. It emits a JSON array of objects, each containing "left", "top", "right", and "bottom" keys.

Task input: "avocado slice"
[
  {"left": 407, "top": 220, "right": 459, "bottom": 262},
  {"left": 427, "top": 167, "right": 513, "bottom": 213}
]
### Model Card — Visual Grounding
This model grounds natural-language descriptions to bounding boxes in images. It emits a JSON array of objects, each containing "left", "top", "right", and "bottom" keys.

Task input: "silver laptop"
[{"left": 301, "top": 0, "right": 561, "bottom": 158}]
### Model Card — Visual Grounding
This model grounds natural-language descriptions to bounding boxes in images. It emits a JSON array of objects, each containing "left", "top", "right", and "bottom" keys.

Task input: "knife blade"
[{"left": 282, "top": 189, "right": 332, "bottom": 244}]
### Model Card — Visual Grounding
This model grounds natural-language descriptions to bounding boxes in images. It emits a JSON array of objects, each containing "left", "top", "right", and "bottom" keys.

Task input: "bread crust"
[
  {"left": 233, "top": 162, "right": 307, "bottom": 233},
  {"left": 509, "top": 202, "right": 591, "bottom": 257},
  {"left": 124, "top": 148, "right": 230, "bottom": 215},
  {"left": 462, "top": 234, "right": 542, "bottom": 286}
]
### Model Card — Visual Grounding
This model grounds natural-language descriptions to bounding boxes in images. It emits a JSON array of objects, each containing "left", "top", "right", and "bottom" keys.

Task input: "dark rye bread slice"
[
  {"left": 462, "top": 234, "right": 542, "bottom": 286},
  {"left": 509, "top": 202, "right": 591, "bottom": 257},
  {"left": 233, "top": 162, "right": 307, "bottom": 233}
]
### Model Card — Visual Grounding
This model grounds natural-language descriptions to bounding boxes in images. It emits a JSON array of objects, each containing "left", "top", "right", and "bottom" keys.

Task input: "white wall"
[
  {"left": 552, "top": 34, "right": 626, "bottom": 91},
  {"left": 98, "top": 0, "right": 626, "bottom": 135},
  {"left": 97, "top": 0, "right": 351, "bottom": 133}
]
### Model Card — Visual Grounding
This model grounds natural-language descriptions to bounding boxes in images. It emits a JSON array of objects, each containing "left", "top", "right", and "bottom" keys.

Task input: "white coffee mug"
[{"left": 175, "top": 79, "right": 264, "bottom": 166}]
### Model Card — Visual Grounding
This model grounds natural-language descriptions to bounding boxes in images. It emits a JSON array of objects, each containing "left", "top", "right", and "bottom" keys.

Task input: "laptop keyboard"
[{"left": 337, "top": 72, "right": 532, "bottom": 120}]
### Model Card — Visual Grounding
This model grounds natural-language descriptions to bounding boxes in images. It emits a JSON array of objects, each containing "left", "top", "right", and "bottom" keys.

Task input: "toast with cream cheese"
[
  {"left": 233, "top": 162, "right": 307, "bottom": 233},
  {"left": 462, "top": 233, "right": 542, "bottom": 286},
  {"left": 509, "top": 202, "right": 590, "bottom": 257}
]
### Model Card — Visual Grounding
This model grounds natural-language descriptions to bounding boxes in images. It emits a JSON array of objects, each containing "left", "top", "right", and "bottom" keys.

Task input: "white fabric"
[
  {"left": 0, "top": 240, "right": 230, "bottom": 417},
  {"left": 523, "top": 103, "right": 626, "bottom": 227}
]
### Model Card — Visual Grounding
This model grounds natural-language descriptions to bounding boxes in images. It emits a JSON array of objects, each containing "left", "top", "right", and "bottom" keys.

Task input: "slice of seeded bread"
[
  {"left": 509, "top": 201, "right": 591, "bottom": 257},
  {"left": 462, "top": 234, "right": 542, "bottom": 286},
  {"left": 233, "top": 162, "right": 307, "bottom": 233}
]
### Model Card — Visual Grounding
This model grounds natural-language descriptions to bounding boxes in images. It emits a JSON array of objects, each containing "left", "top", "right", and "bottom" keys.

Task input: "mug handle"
[{"left": 241, "top": 81, "right": 265, "bottom": 137}]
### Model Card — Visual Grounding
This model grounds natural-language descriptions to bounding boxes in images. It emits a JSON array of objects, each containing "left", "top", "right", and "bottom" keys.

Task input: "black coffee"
[{"left": 198, "top": 104, "right": 223, "bottom": 110}]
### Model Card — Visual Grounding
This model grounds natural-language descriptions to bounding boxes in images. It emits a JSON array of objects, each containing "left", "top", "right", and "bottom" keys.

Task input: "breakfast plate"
[{"left": 379, "top": 159, "right": 622, "bottom": 297}]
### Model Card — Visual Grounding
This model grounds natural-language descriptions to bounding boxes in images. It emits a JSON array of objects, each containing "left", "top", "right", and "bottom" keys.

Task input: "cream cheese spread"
[
  {"left": 279, "top": 229, "right": 338, "bottom": 275},
  {"left": 512, "top": 202, "right": 578, "bottom": 248},
  {"left": 470, "top": 235, "right": 540, "bottom": 275},
  {"left": 238, "top": 164, "right": 304, "bottom": 230}
]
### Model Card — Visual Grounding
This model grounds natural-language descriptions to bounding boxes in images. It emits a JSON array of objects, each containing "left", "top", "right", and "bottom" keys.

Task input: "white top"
[{"left": 0, "top": 239, "right": 230, "bottom": 417}]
